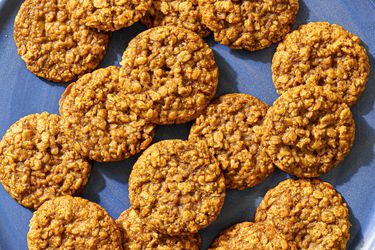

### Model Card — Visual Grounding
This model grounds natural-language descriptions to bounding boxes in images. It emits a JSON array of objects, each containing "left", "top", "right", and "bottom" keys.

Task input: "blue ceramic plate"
[{"left": 0, "top": 0, "right": 374, "bottom": 249}]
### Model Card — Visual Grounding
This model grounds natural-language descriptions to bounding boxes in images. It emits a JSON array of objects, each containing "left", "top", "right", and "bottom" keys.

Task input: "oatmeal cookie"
[
  {"left": 119, "top": 26, "right": 218, "bottom": 125},
  {"left": 14, "top": 0, "right": 109, "bottom": 83},
  {"left": 129, "top": 139, "right": 225, "bottom": 235},
  {"left": 66, "top": 0, "right": 152, "bottom": 31},
  {"left": 209, "top": 221, "right": 289, "bottom": 250},
  {"left": 59, "top": 66, "right": 156, "bottom": 162},
  {"left": 189, "top": 93, "right": 274, "bottom": 190},
  {"left": 28, "top": 196, "right": 122, "bottom": 250},
  {"left": 272, "top": 22, "right": 370, "bottom": 106},
  {"left": 0, "top": 113, "right": 91, "bottom": 209},
  {"left": 255, "top": 179, "right": 351, "bottom": 249},
  {"left": 116, "top": 208, "right": 201, "bottom": 249},
  {"left": 262, "top": 85, "right": 355, "bottom": 178},
  {"left": 198, "top": 0, "right": 299, "bottom": 51},
  {"left": 141, "top": 0, "right": 211, "bottom": 37}
]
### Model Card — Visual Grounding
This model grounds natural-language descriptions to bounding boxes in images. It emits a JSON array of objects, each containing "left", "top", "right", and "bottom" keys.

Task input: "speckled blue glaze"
[{"left": 0, "top": 1, "right": 374, "bottom": 249}]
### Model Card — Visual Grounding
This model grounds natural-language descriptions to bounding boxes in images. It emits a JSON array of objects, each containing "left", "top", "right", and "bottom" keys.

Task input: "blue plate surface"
[{"left": 0, "top": 0, "right": 375, "bottom": 249}]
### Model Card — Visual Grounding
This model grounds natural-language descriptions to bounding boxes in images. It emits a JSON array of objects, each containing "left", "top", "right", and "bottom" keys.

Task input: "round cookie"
[
  {"left": 14, "top": 0, "right": 109, "bottom": 83},
  {"left": 198, "top": 0, "right": 299, "bottom": 51},
  {"left": 0, "top": 113, "right": 91, "bottom": 209},
  {"left": 255, "top": 179, "right": 351, "bottom": 249},
  {"left": 129, "top": 139, "right": 226, "bottom": 235},
  {"left": 116, "top": 208, "right": 201, "bottom": 249},
  {"left": 66, "top": 0, "right": 152, "bottom": 31},
  {"left": 59, "top": 66, "right": 156, "bottom": 162},
  {"left": 209, "top": 222, "right": 289, "bottom": 250},
  {"left": 28, "top": 196, "right": 122, "bottom": 250},
  {"left": 119, "top": 26, "right": 218, "bottom": 125},
  {"left": 261, "top": 85, "right": 355, "bottom": 178},
  {"left": 272, "top": 22, "right": 370, "bottom": 106},
  {"left": 189, "top": 93, "right": 274, "bottom": 190},
  {"left": 141, "top": 0, "right": 211, "bottom": 37}
]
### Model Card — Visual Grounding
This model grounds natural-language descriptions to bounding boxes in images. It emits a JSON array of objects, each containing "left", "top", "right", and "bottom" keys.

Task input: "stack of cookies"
[{"left": 0, "top": 0, "right": 371, "bottom": 249}]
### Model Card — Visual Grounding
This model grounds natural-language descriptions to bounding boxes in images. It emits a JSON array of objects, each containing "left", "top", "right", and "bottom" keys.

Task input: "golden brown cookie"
[
  {"left": 261, "top": 85, "right": 355, "bottom": 178},
  {"left": 141, "top": 0, "right": 211, "bottom": 37},
  {"left": 116, "top": 208, "right": 201, "bottom": 249},
  {"left": 66, "top": 0, "right": 152, "bottom": 31},
  {"left": 28, "top": 196, "right": 122, "bottom": 250},
  {"left": 129, "top": 139, "right": 225, "bottom": 235},
  {"left": 0, "top": 113, "right": 91, "bottom": 210},
  {"left": 189, "top": 93, "right": 274, "bottom": 190},
  {"left": 59, "top": 66, "right": 156, "bottom": 162},
  {"left": 209, "top": 221, "right": 289, "bottom": 250},
  {"left": 198, "top": 0, "right": 299, "bottom": 51},
  {"left": 119, "top": 26, "right": 218, "bottom": 125},
  {"left": 272, "top": 22, "right": 370, "bottom": 106},
  {"left": 14, "top": 0, "right": 109, "bottom": 83},
  {"left": 255, "top": 179, "right": 351, "bottom": 249}
]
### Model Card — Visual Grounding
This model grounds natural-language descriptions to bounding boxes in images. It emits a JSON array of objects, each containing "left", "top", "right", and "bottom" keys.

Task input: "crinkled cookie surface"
[
  {"left": 261, "top": 85, "right": 355, "bottom": 177},
  {"left": 209, "top": 221, "right": 289, "bottom": 250},
  {"left": 129, "top": 140, "right": 225, "bottom": 235},
  {"left": 28, "top": 196, "right": 122, "bottom": 250},
  {"left": 14, "top": 0, "right": 109, "bottom": 82},
  {"left": 142, "top": 0, "right": 211, "bottom": 37},
  {"left": 67, "top": 0, "right": 152, "bottom": 31},
  {"left": 272, "top": 22, "right": 370, "bottom": 106},
  {"left": 198, "top": 0, "right": 299, "bottom": 51},
  {"left": 117, "top": 208, "right": 201, "bottom": 249},
  {"left": 60, "top": 66, "right": 156, "bottom": 162},
  {"left": 255, "top": 179, "right": 351, "bottom": 249},
  {"left": 189, "top": 93, "right": 274, "bottom": 190},
  {"left": 0, "top": 112, "right": 91, "bottom": 209},
  {"left": 120, "top": 26, "right": 218, "bottom": 125}
]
